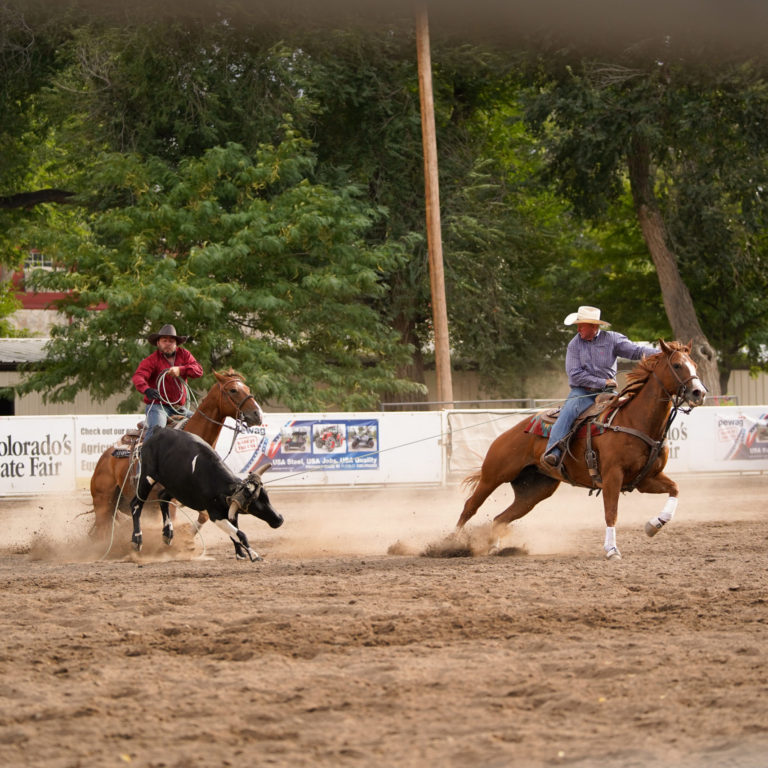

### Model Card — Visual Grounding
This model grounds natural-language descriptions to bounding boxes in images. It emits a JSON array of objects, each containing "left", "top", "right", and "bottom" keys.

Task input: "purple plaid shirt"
[{"left": 565, "top": 330, "right": 656, "bottom": 390}]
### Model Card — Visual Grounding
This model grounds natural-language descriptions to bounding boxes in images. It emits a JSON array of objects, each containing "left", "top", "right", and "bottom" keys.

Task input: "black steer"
[{"left": 129, "top": 429, "right": 283, "bottom": 561}]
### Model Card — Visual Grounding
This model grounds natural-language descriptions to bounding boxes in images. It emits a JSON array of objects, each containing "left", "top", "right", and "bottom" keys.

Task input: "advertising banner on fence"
[
  {"left": 215, "top": 412, "right": 442, "bottom": 486},
  {"left": 0, "top": 416, "right": 76, "bottom": 493},
  {"left": 222, "top": 418, "right": 380, "bottom": 476},
  {"left": 665, "top": 406, "right": 768, "bottom": 473},
  {"left": 76, "top": 415, "right": 144, "bottom": 479},
  {"left": 1, "top": 406, "right": 765, "bottom": 497},
  {"left": 714, "top": 409, "right": 768, "bottom": 463},
  {"left": 446, "top": 406, "right": 768, "bottom": 476}
]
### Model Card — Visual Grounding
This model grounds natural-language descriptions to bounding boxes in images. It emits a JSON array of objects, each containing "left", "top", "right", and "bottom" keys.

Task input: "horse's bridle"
[
  {"left": 219, "top": 376, "right": 259, "bottom": 417},
  {"left": 192, "top": 376, "right": 261, "bottom": 432},
  {"left": 601, "top": 349, "right": 702, "bottom": 493},
  {"left": 653, "top": 350, "right": 703, "bottom": 411}
]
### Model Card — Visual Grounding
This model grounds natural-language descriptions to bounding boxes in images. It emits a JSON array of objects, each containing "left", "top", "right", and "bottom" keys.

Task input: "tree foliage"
[
  {"left": 522, "top": 42, "right": 768, "bottom": 390},
  {"left": 4, "top": 4, "right": 768, "bottom": 408},
  {"left": 16, "top": 134, "right": 419, "bottom": 410}
]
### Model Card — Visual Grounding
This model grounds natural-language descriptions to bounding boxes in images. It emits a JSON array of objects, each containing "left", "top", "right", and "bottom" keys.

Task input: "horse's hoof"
[
  {"left": 645, "top": 519, "right": 665, "bottom": 537},
  {"left": 132, "top": 538, "right": 142, "bottom": 552},
  {"left": 605, "top": 546, "right": 622, "bottom": 560},
  {"left": 246, "top": 548, "right": 262, "bottom": 562},
  {"left": 162, "top": 529, "right": 174, "bottom": 546}
]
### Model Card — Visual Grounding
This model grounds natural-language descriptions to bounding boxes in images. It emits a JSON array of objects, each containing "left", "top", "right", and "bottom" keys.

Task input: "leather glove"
[{"left": 145, "top": 387, "right": 161, "bottom": 401}]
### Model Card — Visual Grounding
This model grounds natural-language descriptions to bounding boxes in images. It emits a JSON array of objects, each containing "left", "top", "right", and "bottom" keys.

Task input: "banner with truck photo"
[
  {"left": 0, "top": 406, "right": 766, "bottom": 496},
  {"left": 214, "top": 412, "right": 442, "bottom": 486}
]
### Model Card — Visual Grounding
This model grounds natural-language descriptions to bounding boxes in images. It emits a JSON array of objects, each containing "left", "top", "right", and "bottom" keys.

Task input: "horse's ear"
[
  {"left": 213, "top": 370, "right": 224, "bottom": 382},
  {"left": 658, "top": 339, "right": 670, "bottom": 354},
  {"left": 687, "top": 339, "right": 694, "bottom": 353}
]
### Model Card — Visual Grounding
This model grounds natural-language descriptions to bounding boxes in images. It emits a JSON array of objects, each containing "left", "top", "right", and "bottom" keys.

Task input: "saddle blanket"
[{"left": 525, "top": 413, "right": 606, "bottom": 440}]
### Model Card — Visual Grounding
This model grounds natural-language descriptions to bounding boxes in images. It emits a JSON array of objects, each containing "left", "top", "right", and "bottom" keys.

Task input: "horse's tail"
[{"left": 461, "top": 469, "right": 482, "bottom": 494}]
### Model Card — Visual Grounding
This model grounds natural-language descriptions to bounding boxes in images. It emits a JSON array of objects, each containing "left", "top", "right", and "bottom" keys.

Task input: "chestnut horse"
[
  {"left": 89, "top": 370, "right": 263, "bottom": 539},
  {"left": 456, "top": 340, "right": 707, "bottom": 559}
]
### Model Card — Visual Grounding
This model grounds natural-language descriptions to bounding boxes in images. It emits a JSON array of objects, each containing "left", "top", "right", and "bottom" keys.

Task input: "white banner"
[
  {"left": 0, "top": 416, "right": 76, "bottom": 493},
  {"left": 446, "top": 410, "right": 532, "bottom": 474},
  {"left": 76, "top": 415, "right": 144, "bottom": 478},
  {"left": 0, "top": 406, "right": 765, "bottom": 496},
  {"left": 444, "top": 406, "right": 768, "bottom": 477}
]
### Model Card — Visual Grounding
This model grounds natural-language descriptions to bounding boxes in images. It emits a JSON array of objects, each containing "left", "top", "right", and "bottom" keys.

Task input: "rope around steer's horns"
[{"left": 226, "top": 461, "right": 272, "bottom": 521}]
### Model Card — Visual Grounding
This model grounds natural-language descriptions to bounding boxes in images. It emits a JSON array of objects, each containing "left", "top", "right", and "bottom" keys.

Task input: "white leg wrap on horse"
[
  {"left": 603, "top": 526, "right": 616, "bottom": 551},
  {"left": 659, "top": 496, "right": 678, "bottom": 523}
]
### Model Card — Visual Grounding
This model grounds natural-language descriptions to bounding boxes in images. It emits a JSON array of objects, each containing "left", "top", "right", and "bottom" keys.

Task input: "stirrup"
[{"left": 540, "top": 451, "right": 561, "bottom": 469}]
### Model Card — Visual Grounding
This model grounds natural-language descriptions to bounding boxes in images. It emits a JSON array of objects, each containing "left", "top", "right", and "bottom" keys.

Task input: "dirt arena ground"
[{"left": 1, "top": 472, "right": 767, "bottom": 768}]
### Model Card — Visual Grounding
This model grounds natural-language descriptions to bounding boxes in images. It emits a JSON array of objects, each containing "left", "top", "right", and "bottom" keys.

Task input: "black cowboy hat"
[{"left": 147, "top": 324, "right": 189, "bottom": 345}]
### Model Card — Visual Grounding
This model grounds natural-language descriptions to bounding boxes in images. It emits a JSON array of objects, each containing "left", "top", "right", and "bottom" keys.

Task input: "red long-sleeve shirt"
[{"left": 132, "top": 348, "right": 203, "bottom": 405}]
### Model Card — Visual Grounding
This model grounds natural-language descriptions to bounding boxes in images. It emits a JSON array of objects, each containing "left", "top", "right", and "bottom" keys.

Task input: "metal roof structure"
[{"left": 0, "top": 338, "right": 50, "bottom": 366}]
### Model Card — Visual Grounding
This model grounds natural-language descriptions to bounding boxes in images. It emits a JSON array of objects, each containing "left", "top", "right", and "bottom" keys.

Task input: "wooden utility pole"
[{"left": 415, "top": 5, "right": 454, "bottom": 407}]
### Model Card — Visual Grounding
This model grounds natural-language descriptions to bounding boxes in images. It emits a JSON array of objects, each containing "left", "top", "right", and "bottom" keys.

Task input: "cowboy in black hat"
[{"left": 132, "top": 324, "right": 203, "bottom": 439}]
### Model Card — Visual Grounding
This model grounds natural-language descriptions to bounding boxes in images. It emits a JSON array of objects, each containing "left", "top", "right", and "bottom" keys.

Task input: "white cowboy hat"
[{"left": 563, "top": 306, "right": 611, "bottom": 327}]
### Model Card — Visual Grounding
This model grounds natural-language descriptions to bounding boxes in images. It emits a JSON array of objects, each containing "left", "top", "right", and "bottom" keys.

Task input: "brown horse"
[
  {"left": 456, "top": 340, "right": 707, "bottom": 559},
  {"left": 89, "top": 369, "right": 263, "bottom": 539}
]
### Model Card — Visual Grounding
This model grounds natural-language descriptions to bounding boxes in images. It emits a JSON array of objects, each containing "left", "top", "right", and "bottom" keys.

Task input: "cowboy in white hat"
[
  {"left": 131, "top": 323, "right": 203, "bottom": 440},
  {"left": 541, "top": 306, "right": 656, "bottom": 470}
]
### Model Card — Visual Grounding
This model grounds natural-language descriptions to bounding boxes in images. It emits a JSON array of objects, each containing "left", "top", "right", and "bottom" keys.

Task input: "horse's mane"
[
  {"left": 608, "top": 341, "right": 689, "bottom": 404},
  {"left": 216, "top": 367, "right": 245, "bottom": 381}
]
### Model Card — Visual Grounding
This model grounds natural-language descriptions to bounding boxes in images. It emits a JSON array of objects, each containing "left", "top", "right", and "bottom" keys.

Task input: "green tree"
[
  {"left": 295, "top": 32, "right": 589, "bottom": 396},
  {"left": 523, "top": 41, "right": 768, "bottom": 394},
  {"left": 15, "top": 135, "right": 421, "bottom": 410}
]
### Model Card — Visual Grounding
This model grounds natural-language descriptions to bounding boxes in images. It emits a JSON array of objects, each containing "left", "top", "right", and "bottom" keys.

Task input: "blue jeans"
[
  {"left": 144, "top": 402, "right": 194, "bottom": 441},
  {"left": 545, "top": 387, "right": 599, "bottom": 454}
]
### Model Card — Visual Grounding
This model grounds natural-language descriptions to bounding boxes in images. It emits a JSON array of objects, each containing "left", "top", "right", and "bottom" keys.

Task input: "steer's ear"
[{"left": 254, "top": 461, "right": 272, "bottom": 477}]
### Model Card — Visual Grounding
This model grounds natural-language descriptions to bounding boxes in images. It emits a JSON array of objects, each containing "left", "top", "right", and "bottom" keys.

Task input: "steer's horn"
[
  {"left": 254, "top": 461, "right": 272, "bottom": 477},
  {"left": 227, "top": 499, "right": 241, "bottom": 521}
]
